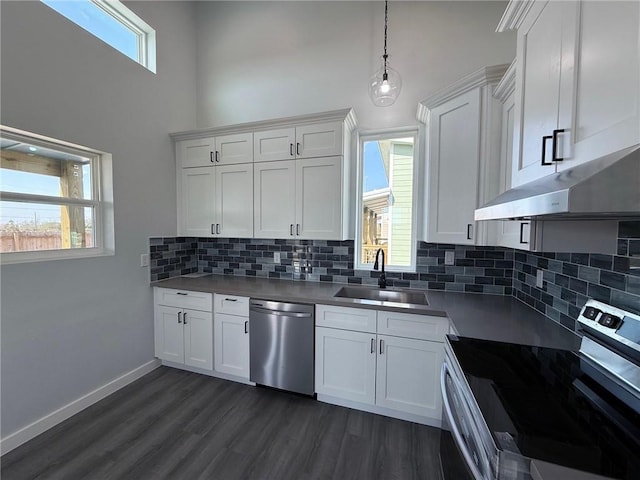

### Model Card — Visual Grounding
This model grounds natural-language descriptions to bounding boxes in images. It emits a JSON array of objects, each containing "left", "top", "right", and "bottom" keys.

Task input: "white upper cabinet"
[
  {"left": 172, "top": 108, "right": 355, "bottom": 240},
  {"left": 178, "top": 163, "right": 253, "bottom": 238},
  {"left": 180, "top": 133, "right": 253, "bottom": 168},
  {"left": 499, "top": 0, "right": 640, "bottom": 186},
  {"left": 254, "top": 121, "right": 343, "bottom": 162},
  {"left": 557, "top": 1, "right": 640, "bottom": 172},
  {"left": 253, "top": 157, "right": 344, "bottom": 240},
  {"left": 253, "top": 128, "right": 296, "bottom": 163},
  {"left": 417, "top": 65, "right": 508, "bottom": 246}
]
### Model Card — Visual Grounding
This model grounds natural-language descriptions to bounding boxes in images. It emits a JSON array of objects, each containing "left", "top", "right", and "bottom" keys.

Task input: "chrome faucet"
[{"left": 373, "top": 248, "right": 387, "bottom": 289}]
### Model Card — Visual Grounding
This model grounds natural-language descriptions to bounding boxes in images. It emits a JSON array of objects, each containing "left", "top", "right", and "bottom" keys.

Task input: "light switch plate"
[
  {"left": 536, "top": 269, "right": 544, "bottom": 288},
  {"left": 274, "top": 252, "right": 281, "bottom": 263},
  {"left": 444, "top": 251, "right": 455, "bottom": 265},
  {"left": 140, "top": 253, "right": 149, "bottom": 267}
]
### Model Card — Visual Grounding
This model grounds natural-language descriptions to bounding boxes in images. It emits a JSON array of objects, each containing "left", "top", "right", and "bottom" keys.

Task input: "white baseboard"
[
  {"left": 316, "top": 394, "right": 442, "bottom": 429},
  {"left": 0, "top": 359, "right": 161, "bottom": 455}
]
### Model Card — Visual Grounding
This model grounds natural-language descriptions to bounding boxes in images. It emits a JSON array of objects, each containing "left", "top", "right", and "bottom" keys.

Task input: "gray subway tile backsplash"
[{"left": 150, "top": 220, "right": 640, "bottom": 333}]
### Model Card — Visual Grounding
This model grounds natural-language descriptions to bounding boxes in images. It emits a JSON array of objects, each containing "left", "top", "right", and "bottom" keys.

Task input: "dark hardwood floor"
[{"left": 1, "top": 367, "right": 443, "bottom": 480}]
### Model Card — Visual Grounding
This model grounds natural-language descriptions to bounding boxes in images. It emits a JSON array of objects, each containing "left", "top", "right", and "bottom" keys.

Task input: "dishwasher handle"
[{"left": 250, "top": 305, "right": 312, "bottom": 318}]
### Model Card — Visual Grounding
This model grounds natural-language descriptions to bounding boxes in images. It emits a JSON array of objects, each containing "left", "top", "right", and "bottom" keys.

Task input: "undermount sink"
[{"left": 334, "top": 286, "right": 428, "bottom": 305}]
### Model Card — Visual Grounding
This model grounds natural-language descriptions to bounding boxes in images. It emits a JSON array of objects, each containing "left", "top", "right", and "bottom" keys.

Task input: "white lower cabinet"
[
  {"left": 315, "top": 327, "right": 377, "bottom": 404},
  {"left": 213, "top": 294, "right": 250, "bottom": 380},
  {"left": 154, "top": 289, "right": 213, "bottom": 371},
  {"left": 315, "top": 304, "right": 448, "bottom": 425},
  {"left": 375, "top": 335, "right": 444, "bottom": 419}
]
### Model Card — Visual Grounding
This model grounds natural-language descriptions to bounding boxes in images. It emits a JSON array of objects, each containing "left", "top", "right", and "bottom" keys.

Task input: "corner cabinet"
[
  {"left": 498, "top": 0, "right": 640, "bottom": 187},
  {"left": 315, "top": 304, "right": 448, "bottom": 426},
  {"left": 154, "top": 288, "right": 213, "bottom": 371},
  {"left": 172, "top": 109, "right": 356, "bottom": 241},
  {"left": 417, "top": 65, "right": 508, "bottom": 246}
]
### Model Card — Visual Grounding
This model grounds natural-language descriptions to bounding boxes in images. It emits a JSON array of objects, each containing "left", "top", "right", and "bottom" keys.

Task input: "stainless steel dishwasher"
[{"left": 249, "top": 299, "right": 315, "bottom": 396}]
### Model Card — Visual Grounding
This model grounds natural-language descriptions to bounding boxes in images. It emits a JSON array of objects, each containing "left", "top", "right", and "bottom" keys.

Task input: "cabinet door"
[
  {"left": 427, "top": 89, "right": 480, "bottom": 245},
  {"left": 178, "top": 137, "right": 215, "bottom": 168},
  {"left": 315, "top": 327, "right": 376, "bottom": 404},
  {"left": 497, "top": 220, "right": 533, "bottom": 251},
  {"left": 179, "top": 166, "right": 215, "bottom": 237},
  {"left": 215, "top": 133, "right": 253, "bottom": 165},
  {"left": 512, "top": 1, "right": 566, "bottom": 186},
  {"left": 184, "top": 308, "right": 213, "bottom": 371},
  {"left": 214, "top": 312, "right": 250, "bottom": 379},
  {"left": 253, "top": 160, "right": 296, "bottom": 238},
  {"left": 375, "top": 335, "right": 444, "bottom": 419},
  {"left": 557, "top": 1, "right": 640, "bottom": 172},
  {"left": 254, "top": 128, "right": 296, "bottom": 162},
  {"left": 296, "top": 156, "right": 343, "bottom": 240},
  {"left": 215, "top": 164, "right": 253, "bottom": 238},
  {"left": 295, "top": 121, "right": 343, "bottom": 159},
  {"left": 154, "top": 305, "right": 184, "bottom": 364}
]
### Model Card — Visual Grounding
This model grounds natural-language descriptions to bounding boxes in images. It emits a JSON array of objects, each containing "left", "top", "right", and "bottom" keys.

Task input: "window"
[
  {"left": 0, "top": 126, "right": 114, "bottom": 263},
  {"left": 356, "top": 132, "right": 418, "bottom": 272},
  {"left": 41, "top": 0, "right": 156, "bottom": 73}
]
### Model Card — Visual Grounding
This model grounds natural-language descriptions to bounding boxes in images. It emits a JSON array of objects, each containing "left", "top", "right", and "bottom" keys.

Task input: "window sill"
[{"left": 1, "top": 248, "right": 115, "bottom": 265}]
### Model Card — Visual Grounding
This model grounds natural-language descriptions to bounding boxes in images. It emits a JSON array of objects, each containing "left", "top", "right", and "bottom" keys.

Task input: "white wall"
[
  {"left": 0, "top": 1, "right": 196, "bottom": 439},
  {"left": 195, "top": 1, "right": 515, "bottom": 131}
]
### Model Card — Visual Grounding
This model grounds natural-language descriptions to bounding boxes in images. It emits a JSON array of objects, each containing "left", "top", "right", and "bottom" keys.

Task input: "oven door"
[{"left": 440, "top": 362, "right": 493, "bottom": 480}]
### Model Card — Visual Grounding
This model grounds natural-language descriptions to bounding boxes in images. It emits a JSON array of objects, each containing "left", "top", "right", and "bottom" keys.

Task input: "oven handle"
[{"left": 441, "top": 363, "right": 484, "bottom": 480}]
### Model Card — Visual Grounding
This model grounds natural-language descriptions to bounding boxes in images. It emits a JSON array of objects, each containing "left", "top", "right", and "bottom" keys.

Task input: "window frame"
[
  {"left": 0, "top": 126, "right": 115, "bottom": 264},
  {"left": 41, "top": 0, "right": 157, "bottom": 73},
  {"left": 355, "top": 129, "right": 420, "bottom": 273}
]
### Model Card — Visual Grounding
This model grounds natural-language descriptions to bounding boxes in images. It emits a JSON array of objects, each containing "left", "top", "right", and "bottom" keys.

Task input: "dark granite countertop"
[{"left": 152, "top": 274, "right": 580, "bottom": 351}]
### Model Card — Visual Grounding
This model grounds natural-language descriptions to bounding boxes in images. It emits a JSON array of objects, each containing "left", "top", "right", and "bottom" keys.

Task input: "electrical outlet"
[
  {"left": 536, "top": 269, "right": 544, "bottom": 288},
  {"left": 274, "top": 252, "right": 281, "bottom": 263},
  {"left": 140, "top": 253, "right": 149, "bottom": 267},
  {"left": 444, "top": 251, "right": 455, "bottom": 265}
]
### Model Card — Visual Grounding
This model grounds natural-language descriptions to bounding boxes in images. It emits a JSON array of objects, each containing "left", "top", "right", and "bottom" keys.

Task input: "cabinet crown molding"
[
  {"left": 496, "top": 0, "right": 536, "bottom": 32},
  {"left": 416, "top": 64, "right": 510, "bottom": 123},
  {"left": 493, "top": 59, "right": 517, "bottom": 103},
  {"left": 170, "top": 108, "right": 357, "bottom": 142}
]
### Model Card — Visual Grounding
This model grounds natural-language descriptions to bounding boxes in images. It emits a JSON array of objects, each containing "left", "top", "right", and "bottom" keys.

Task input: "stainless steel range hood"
[{"left": 475, "top": 145, "right": 640, "bottom": 220}]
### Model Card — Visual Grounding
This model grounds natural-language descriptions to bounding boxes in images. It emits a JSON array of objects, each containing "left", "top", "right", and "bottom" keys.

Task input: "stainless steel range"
[{"left": 440, "top": 299, "right": 640, "bottom": 479}]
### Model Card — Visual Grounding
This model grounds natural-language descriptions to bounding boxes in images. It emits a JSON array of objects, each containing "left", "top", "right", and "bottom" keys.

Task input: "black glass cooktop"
[{"left": 449, "top": 337, "right": 640, "bottom": 479}]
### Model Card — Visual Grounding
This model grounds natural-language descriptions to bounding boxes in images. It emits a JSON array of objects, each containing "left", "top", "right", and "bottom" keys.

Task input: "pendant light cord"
[{"left": 383, "top": 0, "right": 389, "bottom": 72}]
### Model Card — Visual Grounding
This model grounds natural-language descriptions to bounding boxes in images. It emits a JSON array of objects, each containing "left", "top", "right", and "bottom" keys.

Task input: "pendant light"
[{"left": 369, "top": 0, "right": 402, "bottom": 107}]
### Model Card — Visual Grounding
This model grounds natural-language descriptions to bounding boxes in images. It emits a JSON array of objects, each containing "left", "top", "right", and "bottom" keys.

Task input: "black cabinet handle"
[
  {"left": 176, "top": 292, "right": 188, "bottom": 296},
  {"left": 296, "top": 224, "right": 300, "bottom": 236},
  {"left": 466, "top": 224, "right": 473, "bottom": 240},
  {"left": 216, "top": 224, "right": 220, "bottom": 234},
  {"left": 379, "top": 339, "right": 384, "bottom": 355},
  {"left": 183, "top": 312, "right": 187, "bottom": 325},
  {"left": 296, "top": 142, "right": 301, "bottom": 156},
  {"left": 290, "top": 143, "right": 294, "bottom": 156},
  {"left": 224, "top": 298, "right": 238, "bottom": 302},
  {"left": 244, "top": 321, "right": 248, "bottom": 334},
  {"left": 519, "top": 222, "right": 529, "bottom": 244},
  {"left": 552, "top": 129, "right": 565, "bottom": 162},
  {"left": 290, "top": 224, "right": 294, "bottom": 236},
  {"left": 211, "top": 224, "right": 215, "bottom": 235},
  {"left": 178, "top": 312, "right": 182, "bottom": 324},
  {"left": 541, "top": 135, "right": 554, "bottom": 166},
  {"left": 215, "top": 151, "right": 220, "bottom": 163},
  {"left": 210, "top": 151, "right": 214, "bottom": 163}
]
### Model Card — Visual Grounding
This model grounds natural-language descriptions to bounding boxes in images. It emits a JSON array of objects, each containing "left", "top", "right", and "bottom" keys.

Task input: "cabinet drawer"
[
  {"left": 214, "top": 293, "right": 250, "bottom": 317},
  {"left": 377, "top": 311, "right": 449, "bottom": 342},
  {"left": 316, "top": 304, "right": 376, "bottom": 333},
  {"left": 154, "top": 288, "right": 212, "bottom": 312}
]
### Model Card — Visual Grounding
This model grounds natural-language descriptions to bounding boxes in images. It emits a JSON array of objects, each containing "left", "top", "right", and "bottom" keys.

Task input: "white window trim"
[
  {"left": 0, "top": 126, "right": 115, "bottom": 264},
  {"left": 355, "top": 128, "right": 421, "bottom": 273},
  {"left": 42, "top": 0, "right": 157, "bottom": 73},
  {"left": 93, "top": 0, "right": 156, "bottom": 73}
]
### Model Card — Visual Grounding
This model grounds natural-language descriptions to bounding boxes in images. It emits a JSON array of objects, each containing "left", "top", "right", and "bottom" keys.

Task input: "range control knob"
[
  {"left": 583, "top": 306, "right": 601, "bottom": 320},
  {"left": 598, "top": 313, "right": 622, "bottom": 329}
]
